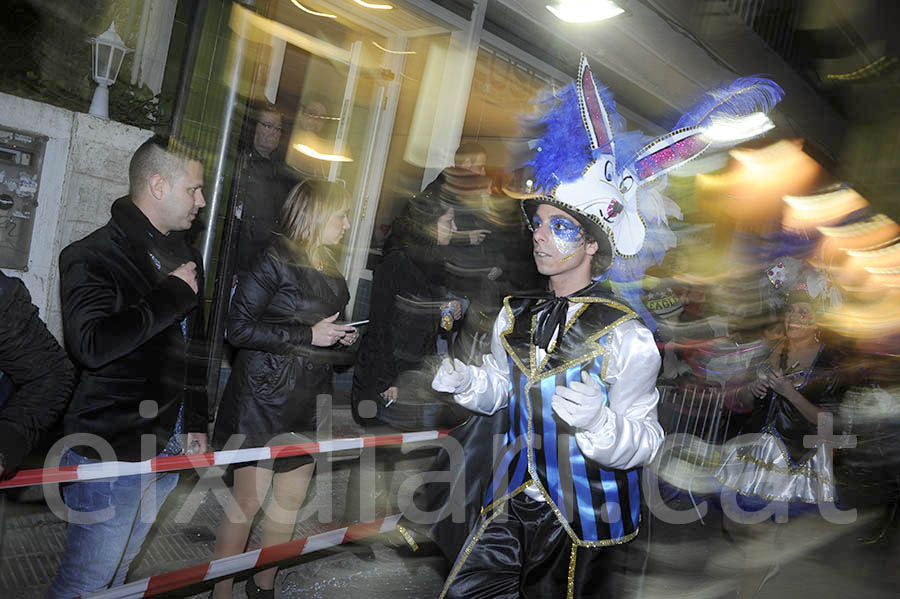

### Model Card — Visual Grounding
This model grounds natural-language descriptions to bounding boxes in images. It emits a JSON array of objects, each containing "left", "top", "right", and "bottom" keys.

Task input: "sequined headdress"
[
  {"left": 761, "top": 255, "right": 842, "bottom": 312},
  {"left": 524, "top": 55, "right": 784, "bottom": 284}
]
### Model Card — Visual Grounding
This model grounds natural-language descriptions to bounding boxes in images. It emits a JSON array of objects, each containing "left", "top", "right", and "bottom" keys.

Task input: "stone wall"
[{"left": 0, "top": 93, "right": 152, "bottom": 340}]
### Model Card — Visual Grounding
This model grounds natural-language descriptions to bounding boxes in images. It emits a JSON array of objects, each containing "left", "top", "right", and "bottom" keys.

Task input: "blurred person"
[
  {"left": 47, "top": 136, "right": 209, "bottom": 598},
  {"left": 715, "top": 257, "right": 862, "bottom": 597},
  {"left": 233, "top": 105, "right": 295, "bottom": 275},
  {"left": 352, "top": 191, "right": 465, "bottom": 430},
  {"left": 290, "top": 98, "right": 333, "bottom": 180},
  {"left": 345, "top": 192, "right": 466, "bottom": 536},
  {"left": 211, "top": 179, "right": 357, "bottom": 599},
  {"left": 424, "top": 142, "right": 494, "bottom": 248},
  {"left": 429, "top": 143, "right": 513, "bottom": 339},
  {"left": 299, "top": 99, "right": 328, "bottom": 137},
  {"left": 0, "top": 271, "right": 74, "bottom": 478}
]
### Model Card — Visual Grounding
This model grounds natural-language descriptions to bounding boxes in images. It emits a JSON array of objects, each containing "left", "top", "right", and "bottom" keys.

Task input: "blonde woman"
[{"left": 212, "top": 179, "right": 356, "bottom": 599}]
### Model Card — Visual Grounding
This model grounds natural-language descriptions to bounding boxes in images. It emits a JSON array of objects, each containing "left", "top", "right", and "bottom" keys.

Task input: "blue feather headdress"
[
  {"left": 520, "top": 56, "right": 784, "bottom": 326},
  {"left": 675, "top": 75, "right": 784, "bottom": 130}
]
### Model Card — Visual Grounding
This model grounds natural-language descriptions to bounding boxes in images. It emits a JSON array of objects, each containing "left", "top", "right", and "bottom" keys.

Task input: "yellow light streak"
[
  {"left": 290, "top": 0, "right": 337, "bottom": 19},
  {"left": 353, "top": 0, "right": 393, "bottom": 9},
  {"left": 372, "top": 41, "right": 415, "bottom": 55},
  {"left": 294, "top": 143, "right": 352, "bottom": 162}
]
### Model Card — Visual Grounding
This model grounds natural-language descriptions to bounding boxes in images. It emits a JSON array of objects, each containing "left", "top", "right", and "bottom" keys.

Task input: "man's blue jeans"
[{"left": 46, "top": 449, "right": 179, "bottom": 599}]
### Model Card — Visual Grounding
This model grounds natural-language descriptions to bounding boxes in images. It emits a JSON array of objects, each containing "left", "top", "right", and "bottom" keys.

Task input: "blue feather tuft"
[
  {"left": 674, "top": 76, "right": 784, "bottom": 130},
  {"left": 526, "top": 81, "right": 631, "bottom": 191}
]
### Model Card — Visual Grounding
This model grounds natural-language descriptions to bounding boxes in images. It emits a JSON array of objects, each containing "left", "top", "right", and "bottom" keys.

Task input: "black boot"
[{"left": 245, "top": 574, "right": 275, "bottom": 599}]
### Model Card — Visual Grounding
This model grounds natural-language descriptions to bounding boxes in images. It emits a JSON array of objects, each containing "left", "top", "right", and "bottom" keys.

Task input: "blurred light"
[
  {"left": 783, "top": 187, "right": 869, "bottom": 230},
  {"left": 294, "top": 143, "right": 352, "bottom": 162},
  {"left": 819, "top": 294, "right": 900, "bottom": 339},
  {"left": 290, "top": 0, "right": 337, "bottom": 19},
  {"left": 865, "top": 265, "right": 900, "bottom": 275},
  {"left": 702, "top": 113, "right": 775, "bottom": 144},
  {"left": 353, "top": 0, "right": 393, "bottom": 8},
  {"left": 372, "top": 41, "right": 415, "bottom": 55},
  {"left": 695, "top": 140, "right": 822, "bottom": 223},
  {"left": 818, "top": 214, "right": 898, "bottom": 242},
  {"left": 546, "top": 0, "right": 625, "bottom": 23},
  {"left": 231, "top": 5, "right": 350, "bottom": 63},
  {"left": 819, "top": 216, "right": 900, "bottom": 267},
  {"left": 847, "top": 237, "right": 900, "bottom": 259}
]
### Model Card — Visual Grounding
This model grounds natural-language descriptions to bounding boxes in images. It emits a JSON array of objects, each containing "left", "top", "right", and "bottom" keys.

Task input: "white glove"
[
  {"left": 431, "top": 358, "right": 473, "bottom": 394},
  {"left": 552, "top": 371, "right": 608, "bottom": 431}
]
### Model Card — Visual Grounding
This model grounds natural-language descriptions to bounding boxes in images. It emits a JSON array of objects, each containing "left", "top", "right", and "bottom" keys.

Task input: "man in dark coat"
[
  {"left": 0, "top": 272, "right": 74, "bottom": 477},
  {"left": 233, "top": 106, "right": 294, "bottom": 274},
  {"left": 47, "top": 136, "right": 209, "bottom": 598}
]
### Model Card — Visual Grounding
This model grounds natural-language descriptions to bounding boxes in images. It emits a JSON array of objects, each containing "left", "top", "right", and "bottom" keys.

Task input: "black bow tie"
[
  {"left": 528, "top": 281, "right": 598, "bottom": 351},
  {"left": 530, "top": 295, "right": 569, "bottom": 351}
]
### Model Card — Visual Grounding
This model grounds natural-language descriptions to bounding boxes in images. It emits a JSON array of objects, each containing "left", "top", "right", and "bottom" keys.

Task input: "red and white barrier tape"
[
  {"left": 0, "top": 430, "right": 449, "bottom": 490},
  {"left": 82, "top": 514, "right": 403, "bottom": 599}
]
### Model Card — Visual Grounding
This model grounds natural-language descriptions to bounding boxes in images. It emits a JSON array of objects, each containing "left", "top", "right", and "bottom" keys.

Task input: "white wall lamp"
[
  {"left": 88, "top": 22, "right": 132, "bottom": 119},
  {"left": 546, "top": 0, "right": 625, "bottom": 24}
]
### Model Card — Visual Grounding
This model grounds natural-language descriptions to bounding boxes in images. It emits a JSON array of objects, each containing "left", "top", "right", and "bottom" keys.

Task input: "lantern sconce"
[{"left": 88, "top": 22, "right": 132, "bottom": 119}]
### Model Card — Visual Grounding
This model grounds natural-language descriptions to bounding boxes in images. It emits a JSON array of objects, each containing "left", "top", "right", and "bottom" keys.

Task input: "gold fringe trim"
[
  {"left": 713, "top": 472, "right": 836, "bottom": 504},
  {"left": 440, "top": 486, "right": 525, "bottom": 599},
  {"left": 395, "top": 524, "right": 418, "bottom": 553},
  {"left": 734, "top": 450, "right": 834, "bottom": 484},
  {"left": 568, "top": 543, "right": 578, "bottom": 599}
]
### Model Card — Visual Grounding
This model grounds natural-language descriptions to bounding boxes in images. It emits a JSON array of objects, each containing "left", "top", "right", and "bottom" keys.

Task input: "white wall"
[{"left": 0, "top": 93, "right": 152, "bottom": 340}]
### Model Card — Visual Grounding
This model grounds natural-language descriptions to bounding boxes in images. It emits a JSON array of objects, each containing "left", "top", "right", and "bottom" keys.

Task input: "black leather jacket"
[
  {"left": 0, "top": 273, "right": 75, "bottom": 473},
  {"left": 58, "top": 197, "right": 208, "bottom": 461},
  {"left": 213, "top": 236, "right": 351, "bottom": 448},
  {"left": 233, "top": 148, "right": 294, "bottom": 273}
]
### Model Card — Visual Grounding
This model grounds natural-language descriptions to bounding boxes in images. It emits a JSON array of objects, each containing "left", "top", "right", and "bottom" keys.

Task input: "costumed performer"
[{"left": 429, "top": 56, "right": 784, "bottom": 598}]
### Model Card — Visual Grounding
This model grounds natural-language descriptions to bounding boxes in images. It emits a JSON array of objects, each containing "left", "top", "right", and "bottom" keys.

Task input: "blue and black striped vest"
[{"left": 483, "top": 292, "right": 644, "bottom": 546}]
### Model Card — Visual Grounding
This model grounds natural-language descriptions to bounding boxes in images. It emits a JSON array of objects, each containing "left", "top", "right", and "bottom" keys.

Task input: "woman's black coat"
[{"left": 214, "top": 236, "right": 350, "bottom": 450}]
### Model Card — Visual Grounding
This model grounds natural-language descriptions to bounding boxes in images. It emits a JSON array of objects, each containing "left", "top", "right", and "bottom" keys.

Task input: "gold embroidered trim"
[
  {"left": 531, "top": 304, "right": 591, "bottom": 385},
  {"left": 501, "top": 295, "right": 635, "bottom": 387},
  {"left": 758, "top": 429, "right": 820, "bottom": 471},
  {"left": 713, "top": 473, "right": 836, "bottom": 504},
  {"left": 439, "top": 483, "right": 529, "bottom": 599},
  {"left": 734, "top": 450, "right": 834, "bottom": 484},
  {"left": 730, "top": 431, "right": 828, "bottom": 479},
  {"left": 501, "top": 294, "right": 642, "bottom": 547},
  {"left": 536, "top": 311, "right": 635, "bottom": 385},
  {"left": 500, "top": 297, "right": 529, "bottom": 378},
  {"left": 395, "top": 524, "right": 418, "bottom": 553},
  {"left": 483, "top": 480, "right": 533, "bottom": 515},
  {"left": 568, "top": 543, "right": 578, "bottom": 599}
]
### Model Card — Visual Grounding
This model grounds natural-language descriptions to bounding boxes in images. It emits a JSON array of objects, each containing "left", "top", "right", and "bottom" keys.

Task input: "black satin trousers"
[{"left": 444, "top": 491, "right": 630, "bottom": 599}]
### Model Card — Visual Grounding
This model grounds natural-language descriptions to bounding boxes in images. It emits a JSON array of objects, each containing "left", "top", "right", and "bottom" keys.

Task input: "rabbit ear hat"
[{"left": 524, "top": 54, "right": 784, "bottom": 283}]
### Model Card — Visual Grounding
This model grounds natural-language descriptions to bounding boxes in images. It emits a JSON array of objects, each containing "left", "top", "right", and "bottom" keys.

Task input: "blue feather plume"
[
  {"left": 527, "top": 83, "right": 594, "bottom": 191},
  {"left": 527, "top": 81, "right": 638, "bottom": 191},
  {"left": 674, "top": 75, "right": 784, "bottom": 130}
]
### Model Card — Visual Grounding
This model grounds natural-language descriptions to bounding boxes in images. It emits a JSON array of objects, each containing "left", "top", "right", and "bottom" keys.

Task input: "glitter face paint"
[{"left": 532, "top": 214, "right": 585, "bottom": 262}]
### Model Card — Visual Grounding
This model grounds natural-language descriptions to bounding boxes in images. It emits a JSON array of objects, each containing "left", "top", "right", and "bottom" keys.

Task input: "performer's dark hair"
[{"left": 580, "top": 228, "right": 613, "bottom": 276}]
